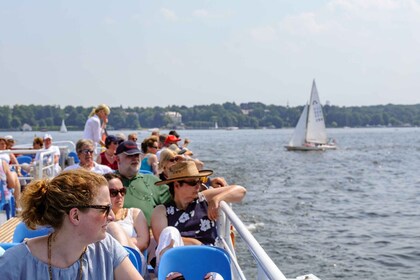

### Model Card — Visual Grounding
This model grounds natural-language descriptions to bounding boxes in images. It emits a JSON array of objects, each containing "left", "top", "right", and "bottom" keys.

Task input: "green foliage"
[{"left": 0, "top": 103, "right": 419, "bottom": 131}]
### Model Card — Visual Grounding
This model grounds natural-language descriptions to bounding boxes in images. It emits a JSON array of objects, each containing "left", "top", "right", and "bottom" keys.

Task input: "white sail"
[
  {"left": 60, "top": 119, "right": 67, "bottom": 133},
  {"left": 215, "top": 121, "right": 218, "bottom": 129},
  {"left": 306, "top": 80, "right": 327, "bottom": 144},
  {"left": 288, "top": 104, "right": 308, "bottom": 147}
]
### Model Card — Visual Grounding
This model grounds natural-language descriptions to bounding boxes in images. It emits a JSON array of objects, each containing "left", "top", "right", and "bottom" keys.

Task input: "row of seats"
[{"left": 0, "top": 221, "right": 233, "bottom": 279}]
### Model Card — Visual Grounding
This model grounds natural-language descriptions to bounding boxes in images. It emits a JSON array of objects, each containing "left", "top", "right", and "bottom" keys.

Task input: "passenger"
[
  {"left": 140, "top": 136, "right": 159, "bottom": 175},
  {"left": 104, "top": 173, "right": 150, "bottom": 277},
  {"left": 31, "top": 137, "right": 43, "bottom": 160},
  {"left": 157, "top": 149, "right": 183, "bottom": 182},
  {"left": 0, "top": 136, "right": 22, "bottom": 177},
  {"left": 96, "top": 135, "right": 120, "bottom": 170},
  {"left": 64, "top": 139, "right": 113, "bottom": 174},
  {"left": 0, "top": 169, "right": 143, "bottom": 279},
  {"left": 34, "top": 134, "right": 61, "bottom": 176},
  {"left": 83, "top": 104, "right": 110, "bottom": 150},
  {"left": 0, "top": 137, "right": 21, "bottom": 208},
  {"left": 115, "top": 140, "right": 171, "bottom": 226},
  {"left": 151, "top": 161, "right": 246, "bottom": 268},
  {"left": 0, "top": 159, "right": 21, "bottom": 210},
  {"left": 128, "top": 133, "right": 138, "bottom": 143}
]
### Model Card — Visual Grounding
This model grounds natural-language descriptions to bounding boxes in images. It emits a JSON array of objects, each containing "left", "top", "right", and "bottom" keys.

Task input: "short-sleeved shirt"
[
  {"left": 64, "top": 162, "right": 113, "bottom": 175},
  {"left": 0, "top": 233, "right": 128, "bottom": 280},
  {"left": 117, "top": 172, "right": 171, "bottom": 226}
]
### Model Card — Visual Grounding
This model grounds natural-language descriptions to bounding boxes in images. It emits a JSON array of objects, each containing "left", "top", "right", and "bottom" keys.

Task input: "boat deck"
[{"left": 0, "top": 217, "right": 20, "bottom": 243}]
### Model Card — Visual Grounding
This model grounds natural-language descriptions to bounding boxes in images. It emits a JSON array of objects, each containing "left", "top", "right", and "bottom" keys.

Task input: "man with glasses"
[
  {"left": 64, "top": 139, "right": 113, "bottom": 174},
  {"left": 115, "top": 140, "right": 171, "bottom": 226}
]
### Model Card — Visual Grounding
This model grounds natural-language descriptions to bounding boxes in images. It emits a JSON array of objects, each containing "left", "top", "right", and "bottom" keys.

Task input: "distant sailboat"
[
  {"left": 285, "top": 80, "right": 336, "bottom": 151},
  {"left": 60, "top": 119, "right": 68, "bottom": 133},
  {"left": 215, "top": 121, "right": 218, "bottom": 129}
]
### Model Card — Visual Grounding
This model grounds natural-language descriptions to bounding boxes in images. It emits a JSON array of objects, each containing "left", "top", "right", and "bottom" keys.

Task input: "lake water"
[{"left": 2, "top": 128, "right": 419, "bottom": 279}]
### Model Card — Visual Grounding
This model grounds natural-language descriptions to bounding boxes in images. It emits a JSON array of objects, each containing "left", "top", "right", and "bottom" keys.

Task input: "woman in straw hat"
[{"left": 151, "top": 160, "right": 246, "bottom": 269}]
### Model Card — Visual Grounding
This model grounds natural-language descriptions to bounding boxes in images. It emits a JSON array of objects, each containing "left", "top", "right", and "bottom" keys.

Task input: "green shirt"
[{"left": 117, "top": 172, "right": 171, "bottom": 226}]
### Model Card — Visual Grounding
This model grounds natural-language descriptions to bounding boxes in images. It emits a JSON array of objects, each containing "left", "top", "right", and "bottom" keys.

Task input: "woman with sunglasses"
[
  {"left": 64, "top": 139, "right": 113, "bottom": 174},
  {"left": 0, "top": 169, "right": 143, "bottom": 280},
  {"left": 104, "top": 173, "right": 149, "bottom": 277},
  {"left": 151, "top": 161, "right": 246, "bottom": 270}
]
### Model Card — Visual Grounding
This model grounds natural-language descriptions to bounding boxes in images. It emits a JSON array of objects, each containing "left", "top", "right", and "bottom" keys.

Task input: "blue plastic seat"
[
  {"left": 68, "top": 151, "right": 80, "bottom": 164},
  {"left": 158, "top": 245, "right": 232, "bottom": 280},
  {"left": 16, "top": 155, "right": 32, "bottom": 165},
  {"left": 124, "top": 246, "right": 140, "bottom": 272},
  {"left": 12, "top": 222, "right": 54, "bottom": 243}
]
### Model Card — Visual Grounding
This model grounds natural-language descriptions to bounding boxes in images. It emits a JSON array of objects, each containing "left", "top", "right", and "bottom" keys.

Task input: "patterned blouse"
[{"left": 164, "top": 193, "right": 217, "bottom": 245}]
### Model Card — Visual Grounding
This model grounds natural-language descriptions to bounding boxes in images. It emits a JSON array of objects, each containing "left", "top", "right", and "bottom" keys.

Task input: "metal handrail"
[{"left": 218, "top": 201, "right": 288, "bottom": 280}]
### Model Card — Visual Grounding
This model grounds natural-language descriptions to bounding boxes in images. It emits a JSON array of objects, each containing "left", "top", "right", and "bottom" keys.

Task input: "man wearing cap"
[
  {"left": 115, "top": 140, "right": 171, "bottom": 226},
  {"left": 35, "top": 134, "right": 61, "bottom": 176},
  {"left": 150, "top": 161, "right": 246, "bottom": 267}
]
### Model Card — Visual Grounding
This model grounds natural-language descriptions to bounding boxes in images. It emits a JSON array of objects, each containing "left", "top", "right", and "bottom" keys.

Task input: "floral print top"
[{"left": 164, "top": 193, "right": 217, "bottom": 245}]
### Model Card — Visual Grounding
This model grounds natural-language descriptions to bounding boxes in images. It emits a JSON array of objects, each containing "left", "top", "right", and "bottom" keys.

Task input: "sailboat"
[
  {"left": 285, "top": 80, "right": 336, "bottom": 151},
  {"left": 60, "top": 119, "right": 68, "bottom": 133}
]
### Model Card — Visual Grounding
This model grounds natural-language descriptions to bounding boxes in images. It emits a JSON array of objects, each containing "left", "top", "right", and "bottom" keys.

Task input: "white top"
[
  {"left": 34, "top": 145, "right": 60, "bottom": 163},
  {"left": 64, "top": 162, "right": 113, "bottom": 174},
  {"left": 116, "top": 208, "right": 138, "bottom": 238},
  {"left": 83, "top": 115, "right": 102, "bottom": 144}
]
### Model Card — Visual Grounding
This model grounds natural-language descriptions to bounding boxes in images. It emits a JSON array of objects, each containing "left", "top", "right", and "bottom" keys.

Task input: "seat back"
[
  {"left": 12, "top": 222, "right": 54, "bottom": 243},
  {"left": 16, "top": 155, "right": 32, "bottom": 165},
  {"left": 68, "top": 151, "right": 80, "bottom": 164},
  {"left": 0, "top": 242, "right": 20, "bottom": 250},
  {"left": 158, "top": 245, "right": 232, "bottom": 280},
  {"left": 124, "top": 246, "right": 140, "bottom": 271}
]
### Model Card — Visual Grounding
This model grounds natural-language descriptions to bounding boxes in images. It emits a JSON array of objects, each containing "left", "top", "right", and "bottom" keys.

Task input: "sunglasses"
[
  {"left": 149, "top": 146, "right": 158, "bottom": 149},
  {"left": 109, "top": 188, "right": 127, "bottom": 197},
  {"left": 80, "top": 149, "right": 94, "bottom": 155},
  {"left": 72, "top": 204, "right": 112, "bottom": 216},
  {"left": 179, "top": 179, "right": 202, "bottom": 187}
]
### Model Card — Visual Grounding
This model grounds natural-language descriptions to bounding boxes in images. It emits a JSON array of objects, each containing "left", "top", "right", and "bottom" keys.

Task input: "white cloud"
[
  {"left": 280, "top": 12, "right": 327, "bottom": 36},
  {"left": 193, "top": 9, "right": 209, "bottom": 18},
  {"left": 249, "top": 26, "right": 277, "bottom": 42},
  {"left": 161, "top": 8, "right": 178, "bottom": 22}
]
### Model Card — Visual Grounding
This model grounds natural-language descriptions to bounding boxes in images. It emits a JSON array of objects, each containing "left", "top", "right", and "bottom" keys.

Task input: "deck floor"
[{"left": 0, "top": 217, "right": 20, "bottom": 243}]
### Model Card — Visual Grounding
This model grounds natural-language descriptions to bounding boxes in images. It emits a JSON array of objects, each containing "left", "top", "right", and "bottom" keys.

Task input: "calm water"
[{"left": 4, "top": 128, "right": 420, "bottom": 279}]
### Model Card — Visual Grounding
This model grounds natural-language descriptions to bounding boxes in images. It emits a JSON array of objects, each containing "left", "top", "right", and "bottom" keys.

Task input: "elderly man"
[{"left": 115, "top": 140, "right": 171, "bottom": 226}]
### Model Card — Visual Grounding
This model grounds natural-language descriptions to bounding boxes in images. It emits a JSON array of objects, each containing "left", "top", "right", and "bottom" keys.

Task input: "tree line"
[{"left": 0, "top": 102, "right": 419, "bottom": 131}]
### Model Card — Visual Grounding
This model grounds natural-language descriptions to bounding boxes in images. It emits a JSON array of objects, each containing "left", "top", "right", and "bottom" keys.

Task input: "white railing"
[{"left": 217, "top": 201, "right": 288, "bottom": 280}]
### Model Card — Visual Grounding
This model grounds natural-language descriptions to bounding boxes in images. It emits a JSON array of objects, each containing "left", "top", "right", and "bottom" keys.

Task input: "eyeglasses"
[
  {"left": 168, "top": 158, "right": 177, "bottom": 162},
  {"left": 179, "top": 179, "right": 202, "bottom": 187},
  {"left": 132, "top": 138, "right": 138, "bottom": 141},
  {"left": 149, "top": 146, "right": 158, "bottom": 149},
  {"left": 71, "top": 204, "right": 112, "bottom": 216},
  {"left": 109, "top": 188, "right": 127, "bottom": 197},
  {"left": 79, "top": 149, "right": 94, "bottom": 155}
]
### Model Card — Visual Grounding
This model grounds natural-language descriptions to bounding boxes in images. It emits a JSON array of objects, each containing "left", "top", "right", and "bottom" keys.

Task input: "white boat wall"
[{"left": 286, "top": 80, "right": 336, "bottom": 151}]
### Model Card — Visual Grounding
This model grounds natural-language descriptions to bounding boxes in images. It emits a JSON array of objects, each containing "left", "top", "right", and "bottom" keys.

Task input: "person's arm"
[
  {"left": 114, "top": 257, "right": 144, "bottom": 280},
  {"left": 2, "top": 161, "right": 16, "bottom": 189},
  {"left": 202, "top": 185, "right": 246, "bottom": 221},
  {"left": 151, "top": 205, "right": 168, "bottom": 243},
  {"left": 149, "top": 154, "right": 159, "bottom": 175},
  {"left": 131, "top": 208, "right": 150, "bottom": 252}
]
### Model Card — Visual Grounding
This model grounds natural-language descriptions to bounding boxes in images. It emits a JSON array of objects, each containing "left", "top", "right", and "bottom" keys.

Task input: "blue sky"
[{"left": 1, "top": 0, "right": 420, "bottom": 108}]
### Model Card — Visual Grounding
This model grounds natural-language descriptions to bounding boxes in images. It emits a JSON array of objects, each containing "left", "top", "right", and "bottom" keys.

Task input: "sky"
[{"left": 1, "top": 0, "right": 420, "bottom": 108}]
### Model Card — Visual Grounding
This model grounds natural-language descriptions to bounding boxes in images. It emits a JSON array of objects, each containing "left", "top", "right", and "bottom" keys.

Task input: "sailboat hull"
[{"left": 285, "top": 144, "right": 337, "bottom": 151}]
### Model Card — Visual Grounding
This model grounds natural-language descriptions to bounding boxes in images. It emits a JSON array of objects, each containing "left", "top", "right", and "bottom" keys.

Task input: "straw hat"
[{"left": 155, "top": 161, "right": 213, "bottom": 186}]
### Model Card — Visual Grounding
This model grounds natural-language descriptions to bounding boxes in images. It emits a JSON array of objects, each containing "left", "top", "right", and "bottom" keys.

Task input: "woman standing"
[
  {"left": 83, "top": 104, "right": 110, "bottom": 149},
  {"left": 0, "top": 169, "right": 143, "bottom": 279}
]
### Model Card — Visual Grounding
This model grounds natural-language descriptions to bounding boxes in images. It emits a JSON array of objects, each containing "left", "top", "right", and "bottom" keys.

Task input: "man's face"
[
  {"left": 117, "top": 153, "right": 140, "bottom": 178},
  {"left": 44, "top": 138, "right": 52, "bottom": 148}
]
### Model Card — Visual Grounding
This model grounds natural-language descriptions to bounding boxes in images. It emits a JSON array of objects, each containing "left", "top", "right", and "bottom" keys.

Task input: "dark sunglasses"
[
  {"left": 149, "top": 146, "right": 158, "bottom": 149},
  {"left": 180, "top": 179, "right": 202, "bottom": 187},
  {"left": 109, "top": 188, "right": 127, "bottom": 197},
  {"left": 72, "top": 204, "right": 112, "bottom": 216},
  {"left": 79, "top": 149, "right": 94, "bottom": 155}
]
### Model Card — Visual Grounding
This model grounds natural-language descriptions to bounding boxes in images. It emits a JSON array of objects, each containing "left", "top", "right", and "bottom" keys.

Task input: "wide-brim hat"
[{"left": 155, "top": 161, "right": 213, "bottom": 186}]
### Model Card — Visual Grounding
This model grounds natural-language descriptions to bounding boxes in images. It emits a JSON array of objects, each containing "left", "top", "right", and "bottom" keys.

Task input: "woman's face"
[
  {"left": 0, "top": 140, "right": 6, "bottom": 150},
  {"left": 108, "top": 178, "right": 126, "bottom": 211},
  {"left": 79, "top": 184, "right": 113, "bottom": 243},
  {"left": 78, "top": 144, "right": 94, "bottom": 166}
]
